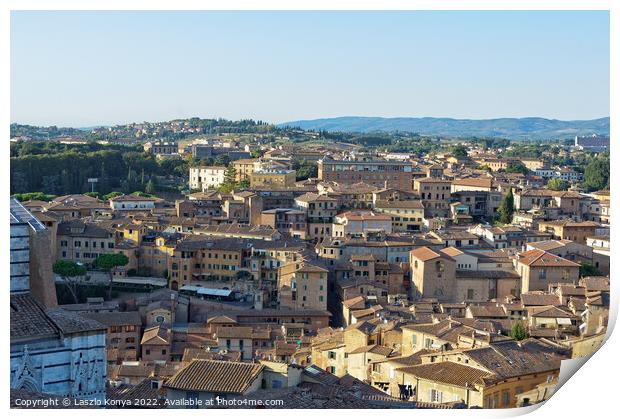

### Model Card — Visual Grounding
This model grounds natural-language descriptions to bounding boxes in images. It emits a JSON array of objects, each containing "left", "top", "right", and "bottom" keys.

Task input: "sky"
[{"left": 10, "top": 11, "right": 610, "bottom": 127}]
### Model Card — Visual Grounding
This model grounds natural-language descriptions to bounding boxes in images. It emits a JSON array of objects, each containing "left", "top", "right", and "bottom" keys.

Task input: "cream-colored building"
[
  {"left": 250, "top": 167, "right": 296, "bottom": 188},
  {"left": 413, "top": 178, "right": 452, "bottom": 217},
  {"left": 189, "top": 166, "right": 226, "bottom": 191},
  {"left": 514, "top": 249, "right": 580, "bottom": 294},
  {"left": 332, "top": 210, "right": 393, "bottom": 238},
  {"left": 373, "top": 200, "right": 425, "bottom": 232},
  {"left": 394, "top": 340, "right": 564, "bottom": 408},
  {"left": 347, "top": 344, "right": 393, "bottom": 382},
  {"left": 232, "top": 158, "right": 259, "bottom": 182},
  {"left": 278, "top": 261, "right": 328, "bottom": 310},
  {"left": 56, "top": 220, "right": 116, "bottom": 262}
]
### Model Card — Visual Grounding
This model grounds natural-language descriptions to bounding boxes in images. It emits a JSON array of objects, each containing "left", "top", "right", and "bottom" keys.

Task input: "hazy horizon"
[
  {"left": 11, "top": 11, "right": 610, "bottom": 127},
  {"left": 10, "top": 114, "right": 612, "bottom": 129}
]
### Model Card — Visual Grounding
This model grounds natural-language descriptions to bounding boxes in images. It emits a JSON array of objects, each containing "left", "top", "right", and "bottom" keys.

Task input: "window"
[
  {"left": 430, "top": 389, "right": 442, "bottom": 403},
  {"left": 467, "top": 289, "right": 474, "bottom": 300}
]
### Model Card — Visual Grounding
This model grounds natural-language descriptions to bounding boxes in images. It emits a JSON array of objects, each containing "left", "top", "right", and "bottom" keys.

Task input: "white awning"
[
  {"left": 197, "top": 287, "right": 232, "bottom": 297},
  {"left": 557, "top": 318, "right": 572, "bottom": 325}
]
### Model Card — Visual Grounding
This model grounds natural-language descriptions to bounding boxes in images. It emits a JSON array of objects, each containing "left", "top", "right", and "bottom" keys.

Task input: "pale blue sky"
[{"left": 11, "top": 11, "right": 609, "bottom": 127}]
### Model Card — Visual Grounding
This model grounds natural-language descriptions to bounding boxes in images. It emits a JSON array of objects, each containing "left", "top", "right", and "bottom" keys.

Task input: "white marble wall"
[
  {"left": 10, "top": 331, "right": 107, "bottom": 402},
  {"left": 10, "top": 223, "right": 30, "bottom": 293}
]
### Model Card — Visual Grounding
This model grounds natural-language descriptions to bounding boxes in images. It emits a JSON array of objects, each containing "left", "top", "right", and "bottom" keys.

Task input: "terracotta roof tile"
[
  {"left": 516, "top": 249, "right": 580, "bottom": 267},
  {"left": 10, "top": 294, "right": 59, "bottom": 339},
  {"left": 410, "top": 246, "right": 442, "bottom": 262},
  {"left": 165, "top": 360, "right": 264, "bottom": 394},
  {"left": 398, "top": 361, "right": 491, "bottom": 388}
]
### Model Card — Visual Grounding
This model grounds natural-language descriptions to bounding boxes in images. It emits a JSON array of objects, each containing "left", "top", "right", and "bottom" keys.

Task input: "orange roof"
[
  {"left": 165, "top": 360, "right": 264, "bottom": 394},
  {"left": 440, "top": 246, "right": 464, "bottom": 257},
  {"left": 338, "top": 211, "right": 392, "bottom": 221},
  {"left": 452, "top": 178, "right": 493, "bottom": 188},
  {"left": 516, "top": 249, "right": 580, "bottom": 267},
  {"left": 410, "top": 246, "right": 443, "bottom": 262}
]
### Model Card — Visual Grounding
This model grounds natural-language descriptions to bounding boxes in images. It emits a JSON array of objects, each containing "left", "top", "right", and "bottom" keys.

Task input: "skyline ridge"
[{"left": 11, "top": 115, "right": 611, "bottom": 129}]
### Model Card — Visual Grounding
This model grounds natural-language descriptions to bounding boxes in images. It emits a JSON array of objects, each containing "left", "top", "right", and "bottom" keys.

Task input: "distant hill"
[{"left": 278, "top": 116, "right": 610, "bottom": 140}]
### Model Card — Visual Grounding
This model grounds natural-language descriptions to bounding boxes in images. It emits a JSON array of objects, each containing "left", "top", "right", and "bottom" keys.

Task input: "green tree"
[
  {"left": 53, "top": 260, "right": 87, "bottom": 303},
  {"left": 218, "top": 164, "right": 238, "bottom": 193},
  {"left": 131, "top": 191, "right": 154, "bottom": 197},
  {"left": 41, "top": 175, "right": 60, "bottom": 194},
  {"left": 497, "top": 188, "right": 514, "bottom": 224},
  {"left": 214, "top": 154, "right": 231, "bottom": 167},
  {"left": 510, "top": 321, "right": 529, "bottom": 341},
  {"left": 13, "top": 192, "right": 56, "bottom": 202},
  {"left": 103, "top": 191, "right": 124, "bottom": 201},
  {"left": 450, "top": 144, "right": 468, "bottom": 157},
  {"left": 547, "top": 178, "right": 570, "bottom": 191},
  {"left": 583, "top": 155, "right": 610, "bottom": 192},
  {"left": 294, "top": 161, "right": 319, "bottom": 181},
  {"left": 145, "top": 179, "right": 156, "bottom": 194},
  {"left": 580, "top": 262, "right": 601, "bottom": 277},
  {"left": 505, "top": 162, "right": 529, "bottom": 175},
  {"left": 93, "top": 253, "right": 129, "bottom": 299}
]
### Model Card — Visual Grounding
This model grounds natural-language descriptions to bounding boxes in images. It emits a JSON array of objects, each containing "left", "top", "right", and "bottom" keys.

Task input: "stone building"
[
  {"left": 413, "top": 178, "right": 452, "bottom": 218},
  {"left": 409, "top": 247, "right": 457, "bottom": 302},
  {"left": 278, "top": 261, "right": 328, "bottom": 310},
  {"left": 514, "top": 249, "right": 581, "bottom": 294},
  {"left": 56, "top": 220, "right": 116, "bottom": 263},
  {"left": 318, "top": 159, "right": 417, "bottom": 192},
  {"left": 82, "top": 311, "right": 142, "bottom": 364},
  {"left": 250, "top": 167, "right": 296, "bottom": 188}
]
